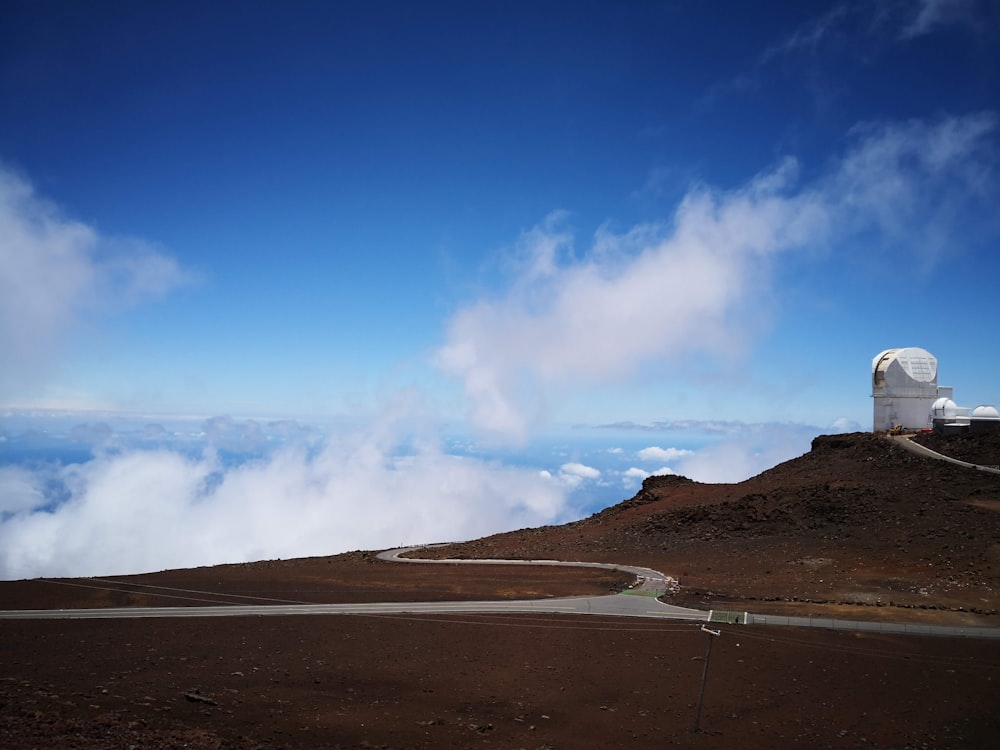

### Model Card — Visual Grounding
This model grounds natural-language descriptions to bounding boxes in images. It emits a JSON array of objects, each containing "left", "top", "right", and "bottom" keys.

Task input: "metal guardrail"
[{"left": 746, "top": 613, "right": 1000, "bottom": 639}]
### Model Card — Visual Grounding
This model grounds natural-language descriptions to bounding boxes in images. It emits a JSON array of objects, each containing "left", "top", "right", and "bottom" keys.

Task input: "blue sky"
[{"left": 1, "top": 1, "right": 998, "bottom": 577}]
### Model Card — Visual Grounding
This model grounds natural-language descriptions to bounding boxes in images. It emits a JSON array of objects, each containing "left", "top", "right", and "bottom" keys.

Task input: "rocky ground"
[{"left": 2, "top": 431, "right": 999, "bottom": 748}]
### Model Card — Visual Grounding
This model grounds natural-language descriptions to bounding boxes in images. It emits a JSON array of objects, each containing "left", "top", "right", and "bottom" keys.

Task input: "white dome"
[
  {"left": 893, "top": 348, "right": 937, "bottom": 382},
  {"left": 972, "top": 405, "right": 1000, "bottom": 419},
  {"left": 931, "top": 397, "right": 958, "bottom": 418},
  {"left": 872, "top": 347, "right": 938, "bottom": 395}
]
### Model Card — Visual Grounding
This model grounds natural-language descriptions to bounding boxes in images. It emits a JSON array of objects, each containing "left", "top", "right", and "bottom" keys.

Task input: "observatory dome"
[
  {"left": 872, "top": 347, "right": 938, "bottom": 398},
  {"left": 972, "top": 405, "right": 1000, "bottom": 419},
  {"left": 932, "top": 397, "right": 959, "bottom": 419}
]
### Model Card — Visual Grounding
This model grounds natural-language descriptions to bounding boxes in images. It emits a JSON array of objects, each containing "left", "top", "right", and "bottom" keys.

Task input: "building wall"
[{"left": 873, "top": 396, "right": 936, "bottom": 432}]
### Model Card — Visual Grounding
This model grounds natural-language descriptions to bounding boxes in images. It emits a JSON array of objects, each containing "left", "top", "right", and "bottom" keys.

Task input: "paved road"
[
  {"left": 0, "top": 547, "right": 709, "bottom": 621},
  {"left": 0, "top": 547, "right": 704, "bottom": 622},
  {"left": 890, "top": 434, "right": 1000, "bottom": 474},
  {"left": 2, "top": 546, "right": 999, "bottom": 638},
  {"left": 0, "top": 595, "right": 706, "bottom": 621},
  {"left": 376, "top": 545, "right": 680, "bottom": 595}
]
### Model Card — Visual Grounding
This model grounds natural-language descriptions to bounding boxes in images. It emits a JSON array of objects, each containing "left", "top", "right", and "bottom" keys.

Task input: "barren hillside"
[{"left": 425, "top": 433, "right": 1000, "bottom": 621}]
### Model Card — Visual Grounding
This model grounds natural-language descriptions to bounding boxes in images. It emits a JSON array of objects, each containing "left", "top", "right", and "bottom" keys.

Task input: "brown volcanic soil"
[
  {"left": 2, "top": 432, "right": 1000, "bottom": 748},
  {"left": 2, "top": 614, "right": 998, "bottom": 750},
  {"left": 0, "top": 554, "right": 630, "bottom": 611},
  {"left": 911, "top": 430, "right": 1000, "bottom": 467}
]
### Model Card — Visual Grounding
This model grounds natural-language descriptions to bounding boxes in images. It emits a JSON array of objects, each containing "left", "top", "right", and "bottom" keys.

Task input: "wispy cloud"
[
  {"left": 761, "top": 3, "right": 852, "bottom": 61},
  {"left": 703, "top": 1, "right": 996, "bottom": 110},
  {"left": 766, "top": 0, "right": 993, "bottom": 56},
  {"left": 829, "top": 112, "right": 997, "bottom": 270},
  {"left": 898, "top": 0, "right": 985, "bottom": 39},
  {"left": 671, "top": 435, "right": 796, "bottom": 485},
  {"left": 0, "top": 164, "right": 194, "bottom": 399},
  {"left": 436, "top": 113, "right": 996, "bottom": 440}
]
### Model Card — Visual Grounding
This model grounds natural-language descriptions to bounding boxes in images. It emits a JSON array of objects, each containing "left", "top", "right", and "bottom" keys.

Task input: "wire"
[
  {"left": 88, "top": 577, "right": 313, "bottom": 604},
  {"left": 38, "top": 578, "right": 249, "bottom": 606},
  {"left": 731, "top": 626, "right": 1000, "bottom": 669},
  {"left": 353, "top": 611, "right": 701, "bottom": 632}
]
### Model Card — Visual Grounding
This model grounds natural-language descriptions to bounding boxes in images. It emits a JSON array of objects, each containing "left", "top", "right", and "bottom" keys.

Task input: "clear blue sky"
[
  {"left": 2, "top": 1, "right": 1000, "bottom": 578},
  {"left": 2, "top": 0, "right": 998, "bottom": 431}
]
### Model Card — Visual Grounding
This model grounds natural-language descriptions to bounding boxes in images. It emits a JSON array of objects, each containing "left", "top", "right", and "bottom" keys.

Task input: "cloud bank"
[
  {"left": 436, "top": 113, "right": 997, "bottom": 439},
  {"left": 0, "top": 413, "right": 574, "bottom": 580}
]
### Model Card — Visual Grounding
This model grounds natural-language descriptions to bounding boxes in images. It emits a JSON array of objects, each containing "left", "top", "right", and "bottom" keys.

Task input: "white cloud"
[
  {"left": 0, "top": 466, "right": 46, "bottom": 515},
  {"left": 437, "top": 113, "right": 996, "bottom": 439},
  {"left": 830, "top": 112, "right": 997, "bottom": 270},
  {"left": 0, "top": 164, "right": 193, "bottom": 397},
  {"left": 672, "top": 424, "right": 818, "bottom": 484},
  {"left": 828, "top": 416, "right": 862, "bottom": 432},
  {"left": 0, "top": 413, "right": 574, "bottom": 580},
  {"left": 636, "top": 446, "right": 693, "bottom": 462},
  {"left": 554, "top": 461, "right": 601, "bottom": 489},
  {"left": 560, "top": 462, "right": 600, "bottom": 479},
  {"left": 436, "top": 160, "right": 823, "bottom": 439}
]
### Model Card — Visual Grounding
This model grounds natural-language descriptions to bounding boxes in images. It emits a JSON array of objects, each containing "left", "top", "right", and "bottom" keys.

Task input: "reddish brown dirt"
[
  {"left": 0, "top": 555, "right": 629, "bottom": 611},
  {"left": 911, "top": 430, "right": 1000, "bottom": 467},
  {"left": 0, "top": 614, "right": 997, "bottom": 750},
  {"left": 2, "top": 432, "right": 1000, "bottom": 748}
]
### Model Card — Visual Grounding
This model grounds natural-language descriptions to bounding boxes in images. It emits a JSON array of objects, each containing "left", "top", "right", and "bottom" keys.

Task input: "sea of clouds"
[{"left": 0, "top": 408, "right": 854, "bottom": 579}]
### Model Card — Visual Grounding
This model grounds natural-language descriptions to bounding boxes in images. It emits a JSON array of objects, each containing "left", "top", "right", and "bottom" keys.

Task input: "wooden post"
[{"left": 693, "top": 625, "right": 720, "bottom": 733}]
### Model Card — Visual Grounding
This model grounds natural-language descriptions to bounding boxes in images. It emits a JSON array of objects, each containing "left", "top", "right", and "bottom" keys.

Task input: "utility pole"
[{"left": 693, "top": 625, "right": 721, "bottom": 733}]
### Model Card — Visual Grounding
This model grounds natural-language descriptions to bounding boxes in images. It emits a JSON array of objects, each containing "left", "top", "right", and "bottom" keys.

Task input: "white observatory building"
[
  {"left": 872, "top": 347, "right": 999, "bottom": 434},
  {"left": 871, "top": 347, "right": 952, "bottom": 432}
]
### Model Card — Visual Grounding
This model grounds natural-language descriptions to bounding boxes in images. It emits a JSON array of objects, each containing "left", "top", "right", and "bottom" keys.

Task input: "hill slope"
[{"left": 425, "top": 432, "right": 1000, "bottom": 621}]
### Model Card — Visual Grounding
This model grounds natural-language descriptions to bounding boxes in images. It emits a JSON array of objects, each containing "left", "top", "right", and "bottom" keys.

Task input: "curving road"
[
  {"left": 2, "top": 546, "right": 999, "bottom": 639},
  {"left": 890, "top": 434, "right": 1000, "bottom": 474},
  {"left": 375, "top": 545, "right": 680, "bottom": 595},
  {"left": 0, "top": 546, "right": 705, "bottom": 622}
]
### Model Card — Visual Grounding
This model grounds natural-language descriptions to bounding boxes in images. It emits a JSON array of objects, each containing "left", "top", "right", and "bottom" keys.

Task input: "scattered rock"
[{"left": 183, "top": 690, "right": 218, "bottom": 707}]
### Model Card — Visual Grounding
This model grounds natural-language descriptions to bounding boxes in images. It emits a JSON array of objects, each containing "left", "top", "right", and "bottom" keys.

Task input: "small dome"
[
  {"left": 971, "top": 405, "right": 1000, "bottom": 419},
  {"left": 931, "top": 398, "right": 958, "bottom": 418}
]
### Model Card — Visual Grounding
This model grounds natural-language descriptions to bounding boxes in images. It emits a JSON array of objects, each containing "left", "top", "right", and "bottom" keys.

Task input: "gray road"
[
  {"left": 890, "top": 434, "right": 1000, "bottom": 474},
  {"left": 2, "top": 546, "right": 999, "bottom": 638},
  {"left": 0, "top": 547, "right": 704, "bottom": 622},
  {"left": 376, "top": 545, "right": 680, "bottom": 595},
  {"left": 0, "top": 595, "right": 706, "bottom": 621}
]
